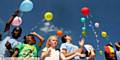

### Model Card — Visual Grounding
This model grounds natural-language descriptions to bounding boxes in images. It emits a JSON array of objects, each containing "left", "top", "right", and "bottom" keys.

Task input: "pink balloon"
[{"left": 11, "top": 16, "right": 22, "bottom": 26}]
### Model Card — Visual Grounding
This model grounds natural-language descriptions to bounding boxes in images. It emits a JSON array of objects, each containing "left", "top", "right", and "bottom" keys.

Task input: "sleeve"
[
  {"left": 73, "top": 45, "right": 79, "bottom": 50},
  {"left": 35, "top": 43, "right": 41, "bottom": 50},
  {"left": 33, "top": 46, "right": 38, "bottom": 57},
  {"left": 42, "top": 47, "right": 47, "bottom": 52},
  {"left": 4, "top": 36, "right": 10, "bottom": 42},
  {"left": 60, "top": 43, "right": 67, "bottom": 52},
  {"left": 8, "top": 39, "right": 17, "bottom": 48},
  {"left": 15, "top": 43, "right": 24, "bottom": 50}
]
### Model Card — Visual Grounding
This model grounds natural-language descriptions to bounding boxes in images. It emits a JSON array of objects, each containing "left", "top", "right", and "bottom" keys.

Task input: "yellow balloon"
[
  {"left": 44, "top": 11, "right": 53, "bottom": 21},
  {"left": 101, "top": 31, "right": 107, "bottom": 38},
  {"left": 82, "top": 31, "right": 86, "bottom": 37}
]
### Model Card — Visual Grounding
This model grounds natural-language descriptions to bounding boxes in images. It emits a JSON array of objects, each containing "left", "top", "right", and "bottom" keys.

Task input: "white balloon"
[
  {"left": 44, "top": 22, "right": 50, "bottom": 26},
  {"left": 11, "top": 16, "right": 22, "bottom": 26},
  {"left": 95, "top": 22, "right": 100, "bottom": 28}
]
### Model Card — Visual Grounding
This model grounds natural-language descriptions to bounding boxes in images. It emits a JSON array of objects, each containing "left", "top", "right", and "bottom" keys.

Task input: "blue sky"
[{"left": 0, "top": 0, "right": 120, "bottom": 60}]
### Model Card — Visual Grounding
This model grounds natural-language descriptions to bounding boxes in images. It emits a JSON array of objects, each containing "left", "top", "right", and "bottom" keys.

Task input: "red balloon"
[{"left": 81, "top": 7, "right": 90, "bottom": 16}]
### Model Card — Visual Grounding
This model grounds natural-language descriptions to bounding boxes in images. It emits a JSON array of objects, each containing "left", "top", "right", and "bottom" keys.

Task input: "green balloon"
[
  {"left": 80, "top": 17, "right": 86, "bottom": 23},
  {"left": 97, "top": 40, "right": 100, "bottom": 43},
  {"left": 99, "top": 50, "right": 103, "bottom": 56},
  {"left": 82, "top": 27, "right": 86, "bottom": 31}
]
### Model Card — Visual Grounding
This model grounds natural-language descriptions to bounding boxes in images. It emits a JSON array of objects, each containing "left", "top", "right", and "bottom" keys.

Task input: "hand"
[
  {"left": 79, "top": 54, "right": 86, "bottom": 57},
  {"left": 46, "top": 48, "right": 51, "bottom": 56},
  {"left": 30, "top": 32, "right": 38, "bottom": 36},
  {"left": 79, "top": 38, "right": 85, "bottom": 47},
  {"left": 13, "top": 9, "right": 20, "bottom": 16},
  {"left": 5, "top": 41, "right": 12, "bottom": 50}
]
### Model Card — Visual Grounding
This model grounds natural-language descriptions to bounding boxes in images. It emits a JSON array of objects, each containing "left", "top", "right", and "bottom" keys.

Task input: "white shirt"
[
  {"left": 60, "top": 43, "right": 80, "bottom": 60},
  {"left": 42, "top": 47, "right": 60, "bottom": 60},
  {"left": 0, "top": 36, "right": 21, "bottom": 57}
]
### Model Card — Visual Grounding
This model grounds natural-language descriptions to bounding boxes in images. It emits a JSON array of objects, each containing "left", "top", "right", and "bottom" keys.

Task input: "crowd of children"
[{"left": 0, "top": 10, "right": 120, "bottom": 60}]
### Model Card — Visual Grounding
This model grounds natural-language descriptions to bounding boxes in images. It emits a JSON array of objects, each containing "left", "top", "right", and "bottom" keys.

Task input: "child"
[
  {"left": 60, "top": 35, "right": 85, "bottom": 60},
  {"left": 12, "top": 32, "right": 44, "bottom": 58},
  {"left": 115, "top": 41, "right": 120, "bottom": 60},
  {"left": 0, "top": 26, "right": 22, "bottom": 57},
  {"left": 41, "top": 35, "right": 60, "bottom": 60}
]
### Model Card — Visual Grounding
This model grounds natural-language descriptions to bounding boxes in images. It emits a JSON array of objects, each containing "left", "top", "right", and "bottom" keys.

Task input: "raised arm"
[
  {"left": 31, "top": 32, "right": 44, "bottom": 47},
  {"left": 4, "top": 9, "right": 20, "bottom": 32},
  {"left": 60, "top": 49, "right": 81, "bottom": 60},
  {"left": 87, "top": 50, "right": 95, "bottom": 60},
  {"left": 40, "top": 48, "right": 51, "bottom": 60},
  {"left": 115, "top": 42, "right": 120, "bottom": 48},
  {"left": 11, "top": 48, "right": 19, "bottom": 57}
]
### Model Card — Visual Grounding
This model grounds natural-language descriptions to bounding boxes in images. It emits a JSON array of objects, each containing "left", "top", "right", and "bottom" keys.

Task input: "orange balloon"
[{"left": 56, "top": 30, "right": 63, "bottom": 36}]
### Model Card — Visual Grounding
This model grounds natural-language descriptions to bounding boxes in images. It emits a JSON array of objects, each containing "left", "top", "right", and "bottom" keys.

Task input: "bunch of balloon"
[
  {"left": 81, "top": 7, "right": 102, "bottom": 56},
  {"left": 80, "top": 17, "right": 87, "bottom": 38},
  {"left": 20, "top": 0, "right": 33, "bottom": 12},
  {"left": 80, "top": 7, "right": 90, "bottom": 38}
]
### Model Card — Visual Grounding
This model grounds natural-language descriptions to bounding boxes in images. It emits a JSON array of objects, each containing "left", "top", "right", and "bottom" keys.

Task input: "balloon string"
[{"left": 88, "top": 16, "right": 100, "bottom": 51}]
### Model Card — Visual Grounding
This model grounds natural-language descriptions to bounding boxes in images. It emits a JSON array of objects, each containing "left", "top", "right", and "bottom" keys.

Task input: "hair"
[
  {"left": 61, "top": 35, "right": 67, "bottom": 43},
  {"left": 24, "top": 34, "right": 36, "bottom": 44},
  {"left": 115, "top": 42, "right": 120, "bottom": 51},
  {"left": 11, "top": 26, "right": 22, "bottom": 39},
  {"left": 46, "top": 35, "right": 58, "bottom": 48},
  {"left": 104, "top": 44, "right": 117, "bottom": 60}
]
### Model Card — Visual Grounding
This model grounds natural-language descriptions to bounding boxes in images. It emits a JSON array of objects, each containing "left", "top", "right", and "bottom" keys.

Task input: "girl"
[{"left": 41, "top": 35, "right": 59, "bottom": 60}]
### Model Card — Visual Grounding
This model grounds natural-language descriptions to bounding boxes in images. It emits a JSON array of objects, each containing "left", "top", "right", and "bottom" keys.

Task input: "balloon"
[
  {"left": 97, "top": 40, "right": 100, "bottom": 43},
  {"left": 88, "top": 24, "right": 92, "bottom": 27},
  {"left": 82, "top": 31, "right": 86, "bottom": 37},
  {"left": 20, "top": 0, "right": 33, "bottom": 12},
  {"left": 44, "top": 11, "right": 53, "bottom": 21},
  {"left": 101, "top": 31, "right": 107, "bottom": 38},
  {"left": 95, "top": 22, "right": 100, "bottom": 28},
  {"left": 99, "top": 50, "right": 103, "bottom": 56},
  {"left": 80, "top": 17, "right": 86, "bottom": 23},
  {"left": 11, "top": 16, "right": 22, "bottom": 26},
  {"left": 81, "top": 7, "right": 90, "bottom": 16},
  {"left": 82, "top": 27, "right": 86, "bottom": 31},
  {"left": 44, "top": 22, "right": 50, "bottom": 27},
  {"left": 56, "top": 30, "right": 63, "bottom": 36}
]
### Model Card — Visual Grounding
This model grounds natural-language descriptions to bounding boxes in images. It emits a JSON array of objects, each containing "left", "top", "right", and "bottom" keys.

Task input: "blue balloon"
[{"left": 20, "top": 0, "right": 33, "bottom": 12}]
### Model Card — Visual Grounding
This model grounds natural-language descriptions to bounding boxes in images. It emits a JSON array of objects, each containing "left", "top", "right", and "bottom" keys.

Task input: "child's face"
[
  {"left": 65, "top": 35, "right": 72, "bottom": 41},
  {"left": 13, "top": 30, "right": 21, "bottom": 38},
  {"left": 50, "top": 36, "right": 58, "bottom": 48},
  {"left": 25, "top": 36, "right": 36, "bottom": 45}
]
